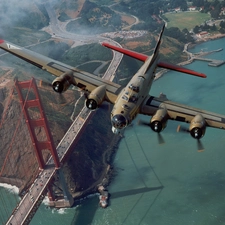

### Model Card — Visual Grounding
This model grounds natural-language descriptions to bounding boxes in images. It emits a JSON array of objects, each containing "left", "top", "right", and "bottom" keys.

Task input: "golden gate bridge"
[{"left": 0, "top": 77, "right": 94, "bottom": 225}]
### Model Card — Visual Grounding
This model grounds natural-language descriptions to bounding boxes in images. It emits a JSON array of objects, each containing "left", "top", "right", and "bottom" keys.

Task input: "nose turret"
[{"left": 111, "top": 114, "right": 128, "bottom": 134}]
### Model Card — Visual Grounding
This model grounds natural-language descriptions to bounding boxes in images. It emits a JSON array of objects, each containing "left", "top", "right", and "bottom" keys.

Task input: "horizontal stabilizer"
[
  {"left": 102, "top": 42, "right": 206, "bottom": 78},
  {"left": 101, "top": 42, "right": 148, "bottom": 62}
]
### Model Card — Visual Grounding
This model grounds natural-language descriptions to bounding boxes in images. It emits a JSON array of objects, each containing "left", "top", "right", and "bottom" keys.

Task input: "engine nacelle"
[
  {"left": 52, "top": 71, "right": 75, "bottom": 93},
  {"left": 150, "top": 106, "right": 168, "bottom": 133},
  {"left": 85, "top": 85, "right": 106, "bottom": 110},
  {"left": 189, "top": 114, "right": 206, "bottom": 139}
]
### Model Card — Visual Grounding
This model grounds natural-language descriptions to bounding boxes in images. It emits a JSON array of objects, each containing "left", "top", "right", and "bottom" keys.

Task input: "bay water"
[{"left": 1, "top": 37, "right": 225, "bottom": 225}]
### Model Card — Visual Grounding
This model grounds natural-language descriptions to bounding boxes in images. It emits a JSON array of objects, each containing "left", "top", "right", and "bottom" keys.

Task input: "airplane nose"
[{"left": 111, "top": 114, "right": 127, "bottom": 129}]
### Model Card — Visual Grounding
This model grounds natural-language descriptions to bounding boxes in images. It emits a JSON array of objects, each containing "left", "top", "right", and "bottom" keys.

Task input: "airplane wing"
[
  {"left": 101, "top": 42, "right": 206, "bottom": 78},
  {"left": 141, "top": 94, "right": 225, "bottom": 130},
  {"left": 0, "top": 39, "right": 121, "bottom": 103}
]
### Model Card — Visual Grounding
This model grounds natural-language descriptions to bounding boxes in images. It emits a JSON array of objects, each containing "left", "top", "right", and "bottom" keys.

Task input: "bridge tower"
[{"left": 15, "top": 78, "right": 74, "bottom": 207}]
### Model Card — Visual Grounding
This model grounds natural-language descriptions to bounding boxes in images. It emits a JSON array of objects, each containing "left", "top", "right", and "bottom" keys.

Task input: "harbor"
[
  {"left": 155, "top": 46, "right": 224, "bottom": 80},
  {"left": 193, "top": 56, "right": 225, "bottom": 67},
  {"left": 184, "top": 45, "right": 225, "bottom": 67}
]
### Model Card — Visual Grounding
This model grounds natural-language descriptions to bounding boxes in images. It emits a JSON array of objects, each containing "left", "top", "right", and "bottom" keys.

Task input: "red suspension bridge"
[{"left": 0, "top": 77, "right": 94, "bottom": 225}]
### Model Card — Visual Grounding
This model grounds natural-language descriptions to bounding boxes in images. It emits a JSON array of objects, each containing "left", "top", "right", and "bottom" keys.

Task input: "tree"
[
  {"left": 193, "top": 0, "right": 205, "bottom": 7},
  {"left": 210, "top": 9, "right": 220, "bottom": 19},
  {"left": 193, "top": 25, "right": 200, "bottom": 33},
  {"left": 210, "top": 24, "right": 217, "bottom": 31},
  {"left": 220, "top": 21, "right": 225, "bottom": 28},
  {"left": 202, "top": 22, "right": 210, "bottom": 30},
  {"left": 180, "top": 1, "right": 188, "bottom": 11},
  {"left": 165, "top": 27, "right": 187, "bottom": 42},
  {"left": 219, "top": 27, "right": 225, "bottom": 33}
]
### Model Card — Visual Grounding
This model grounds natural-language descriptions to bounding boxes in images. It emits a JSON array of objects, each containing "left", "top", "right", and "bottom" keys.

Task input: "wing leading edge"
[
  {"left": 0, "top": 39, "right": 121, "bottom": 103},
  {"left": 141, "top": 95, "right": 225, "bottom": 130}
]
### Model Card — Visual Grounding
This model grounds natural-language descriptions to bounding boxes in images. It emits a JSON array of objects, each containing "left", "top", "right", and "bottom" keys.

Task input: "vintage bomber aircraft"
[{"left": 0, "top": 25, "right": 225, "bottom": 148}]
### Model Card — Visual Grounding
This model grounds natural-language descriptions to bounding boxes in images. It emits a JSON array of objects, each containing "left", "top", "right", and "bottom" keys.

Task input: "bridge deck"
[{"left": 5, "top": 108, "right": 93, "bottom": 225}]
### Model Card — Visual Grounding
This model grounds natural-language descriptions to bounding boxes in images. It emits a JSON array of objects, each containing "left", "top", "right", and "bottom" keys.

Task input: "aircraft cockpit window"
[
  {"left": 129, "top": 84, "right": 139, "bottom": 93},
  {"left": 122, "top": 104, "right": 130, "bottom": 109},
  {"left": 122, "top": 95, "right": 128, "bottom": 101}
]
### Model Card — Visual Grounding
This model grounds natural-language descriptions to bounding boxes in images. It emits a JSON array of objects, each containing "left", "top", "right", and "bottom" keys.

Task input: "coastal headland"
[{"left": 1, "top": 0, "right": 225, "bottom": 209}]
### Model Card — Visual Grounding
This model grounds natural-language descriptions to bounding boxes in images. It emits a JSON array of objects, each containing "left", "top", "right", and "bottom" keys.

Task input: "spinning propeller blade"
[
  {"left": 138, "top": 120, "right": 165, "bottom": 145},
  {"left": 157, "top": 133, "right": 165, "bottom": 145},
  {"left": 177, "top": 125, "right": 204, "bottom": 152},
  {"left": 197, "top": 139, "right": 204, "bottom": 152}
]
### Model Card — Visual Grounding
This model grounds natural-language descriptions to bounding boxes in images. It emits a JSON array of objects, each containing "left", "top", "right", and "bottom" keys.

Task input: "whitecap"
[
  {"left": 0, "top": 183, "right": 19, "bottom": 194},
  {"left": 42, "top": 195, "right": 50, "bottom": 206},
  {"left": 57, "top": 208, "right": 67, "bottom": 214}
]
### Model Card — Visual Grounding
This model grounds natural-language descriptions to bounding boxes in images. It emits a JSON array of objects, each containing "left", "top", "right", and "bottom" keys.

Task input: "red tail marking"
[
  {"left": 0, "top": 40, "right": 4, "bottom": 44},
  {"left": 102, "top": 42, "right": 206, "bottom": 78},
  {"left": 158, "top": 61, "right": 207, "bottom": 78},
  {"left": 102, "top": 42, "right": 148, "bottom": 62}
]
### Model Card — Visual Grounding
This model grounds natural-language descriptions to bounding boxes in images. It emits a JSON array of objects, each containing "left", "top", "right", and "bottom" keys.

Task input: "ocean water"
[{"left": 1, "top": 37, "right": 225, "bottom": 225}]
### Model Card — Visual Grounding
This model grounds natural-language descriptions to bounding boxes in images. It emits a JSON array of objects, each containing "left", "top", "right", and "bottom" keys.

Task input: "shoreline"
[
  {"left": 0, "top": 177, "right": 23, "bottom": 193},
  {"left": 155, "top": 33, "right": 225, "bottom": 81},
  {"left": 0, "top": 182, "right": 19, "bottom": 195},
  {"left": 88, "top": 32, "right": 225, "bottom": 201},
  {"left": 1, "top": 32, "right": 225, "bottom": 207},
  {"left": 72, "top": 133, "right": 121, "bottom": 202}
]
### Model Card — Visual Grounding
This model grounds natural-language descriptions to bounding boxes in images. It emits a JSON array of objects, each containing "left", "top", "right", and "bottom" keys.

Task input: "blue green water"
[{"left": 2, "top": 37, "right": 225, "bottom": 225}]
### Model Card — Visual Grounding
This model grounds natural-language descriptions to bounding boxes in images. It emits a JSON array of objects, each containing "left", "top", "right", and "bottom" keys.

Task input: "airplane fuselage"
[{"left": 111, "top": 54, "right": 159, "bottom": 134}]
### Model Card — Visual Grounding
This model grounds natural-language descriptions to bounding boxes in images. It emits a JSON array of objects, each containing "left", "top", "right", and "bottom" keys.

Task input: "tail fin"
[
  {"left": 101, "top": 24, "right": 165, "bottom": 62},
  {"left": 152, "top": 24, "right": 165, "bottom": 56},
  {"left": 101, "top": 24, "right": 206, "bottom": 78}
]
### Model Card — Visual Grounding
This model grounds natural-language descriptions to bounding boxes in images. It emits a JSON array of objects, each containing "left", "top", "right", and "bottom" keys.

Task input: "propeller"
[
  {"left": 37, "top": 79, "right": 67, "bottom": 104},
  {"left": 137, "top": 120, "right": 165, "bottom": 144},
  {"left": 177, "top": 125, "right": 204, "bottom": 152},
  {"left": 157, "top": 132, "right": 165, "bottom": 145},
  {"left": 83, "top": 91, "right": 111, "bottom": 111},
  {"left": 197, "top": 139, "right": 204, "bottom": 152},
  {"left": 56, "top": 93, "right": 67, "bottom": 104}
]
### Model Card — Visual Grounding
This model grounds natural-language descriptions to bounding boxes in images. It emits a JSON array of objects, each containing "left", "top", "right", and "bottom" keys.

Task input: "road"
[{"left": 44, "top": 2, "right": 123, "bottom": 81}]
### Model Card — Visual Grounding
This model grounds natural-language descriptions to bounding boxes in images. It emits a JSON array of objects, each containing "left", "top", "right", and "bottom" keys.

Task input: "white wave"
[
  {"left": 51, "top": 208, "right": 68, "bottom": 215},
  {"left": 0, "top": 183, "right": 19, "bottom": 194},
  {"left": 57, "top": 208, "right": 67, "bottom": 214},
  {"left": 51, "top": 208, "right": 56, "bottom": 214},
  {"left": 79, "top": 193, "right": 98, "bottom": 202},
  {"left": 42, "top": 195, "right": 50, "bottom": 206}
]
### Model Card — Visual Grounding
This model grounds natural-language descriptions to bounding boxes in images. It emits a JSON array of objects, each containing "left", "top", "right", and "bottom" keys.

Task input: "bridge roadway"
[
  {"left": 5, "top": 108, "right": 92, "bottom": 225},
  {"left": 5, "top": 43, "right": 123, "bottom": 225}
]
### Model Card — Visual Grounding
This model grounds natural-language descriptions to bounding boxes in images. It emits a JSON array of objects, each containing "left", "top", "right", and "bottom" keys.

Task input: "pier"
[
  {"left": 193, "top": 56, "right": 225, "bottom": 67},
  {"left": 187, "top": 46, "right": 225, "bottom": 67},
  {"left": 155, "top": 46, "right": 224, "bottom": 81}
]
